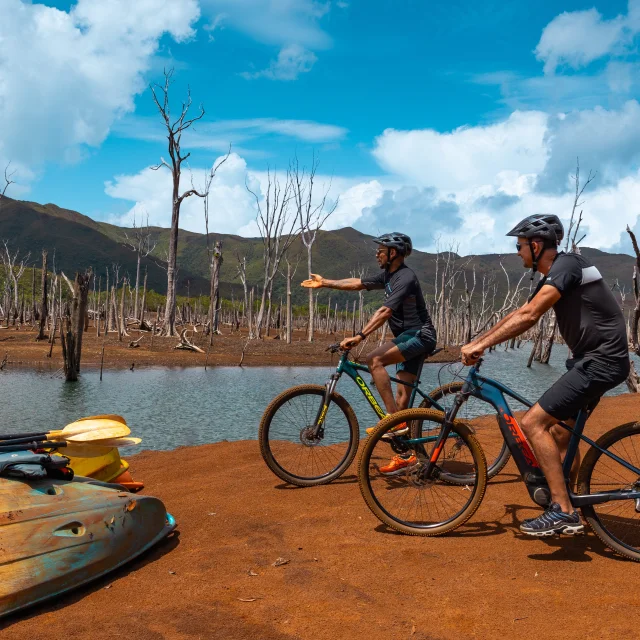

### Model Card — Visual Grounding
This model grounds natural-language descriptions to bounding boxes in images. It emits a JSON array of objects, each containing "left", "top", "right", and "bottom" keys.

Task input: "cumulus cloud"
[
  {"left": 372, "top": 111, "right": 549, "bottom": 192},
  {"left": 0, "top": 0, "right": 199, "bottom": 171},
  {"left": 241, "top": 44, "right": 318, "bottom": 81},
  {"left": 355, "top": 187, "right": 462, "bottom": 249},
  {"left": 538, "top": 101, "right": 640, "bottom": 192},
  {"left": 535, "top": 1, "right": 640, "bottom": 75},
  {"left": 106, "top": 153, "right": 260, "bottom": 235}
]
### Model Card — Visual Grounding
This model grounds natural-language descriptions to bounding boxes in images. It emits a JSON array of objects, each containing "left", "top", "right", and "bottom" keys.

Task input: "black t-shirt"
[
  {"left": 530, "top": 252, "right": 628, "bottom": 362},
  {"left": 361, "top": 264, "right": 436, "bottom": 342}
]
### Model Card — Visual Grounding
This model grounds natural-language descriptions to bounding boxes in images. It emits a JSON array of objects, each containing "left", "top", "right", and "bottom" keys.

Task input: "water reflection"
[{"left": 0, "top": 347, "right": 634, "bottom": 452}]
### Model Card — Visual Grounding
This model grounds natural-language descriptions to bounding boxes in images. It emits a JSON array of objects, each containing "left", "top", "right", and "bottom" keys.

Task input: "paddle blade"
[
  {"left": 84, "top": 437, "right": 141, "bottom": 448},
  {"left": 58, "top": 419, "right": 131, "bottom": 439},
  {"left": 63, "top": 437, "right": 141, "bottom": 457},
  {"left": 64, "top": 424, "right": 131, "bottom": 442},
  {"left": 76, "top": 414, "right": 128, "bottom": 425}
]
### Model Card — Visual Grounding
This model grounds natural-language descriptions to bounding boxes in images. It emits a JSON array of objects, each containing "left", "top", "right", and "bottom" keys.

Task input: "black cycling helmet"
[
  {"left": 373, "top": 232, "right": 413, "bottom": 257},
  {"left": 506, "top": 214, "right": 564, "bottom": 246},
  {"left": 506, "top": 214, "right": 563, "bottom": 277}
]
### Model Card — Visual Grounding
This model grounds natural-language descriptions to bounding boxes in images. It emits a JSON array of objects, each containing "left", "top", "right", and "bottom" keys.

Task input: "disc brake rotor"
[{"left": 299, "top": 426, "right": 322, "bottom": 447}]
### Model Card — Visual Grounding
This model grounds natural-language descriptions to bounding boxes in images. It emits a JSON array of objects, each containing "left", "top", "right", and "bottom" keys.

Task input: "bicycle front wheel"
[
  {"left": 259, "top": 384, "right": 360, "bottom": 487},
  {"left": 358, "top": 409, "right": 487, "bottom": 536},
  {"left": 577, "top": 421, "right": 640, "bottom": 562},
  {"left": 420, "top": 381, "right": 511, "bottom": 481}
]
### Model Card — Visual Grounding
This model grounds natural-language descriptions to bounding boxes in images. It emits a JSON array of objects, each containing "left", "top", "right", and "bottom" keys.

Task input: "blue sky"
[{"left": 2, "top": 0, "right": 640, "bottom": 254}]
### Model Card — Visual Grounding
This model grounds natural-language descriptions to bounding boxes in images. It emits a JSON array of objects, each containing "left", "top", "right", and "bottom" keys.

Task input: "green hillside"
[{"left": 0, "top": 196, "right": 635, "bottom": 308}]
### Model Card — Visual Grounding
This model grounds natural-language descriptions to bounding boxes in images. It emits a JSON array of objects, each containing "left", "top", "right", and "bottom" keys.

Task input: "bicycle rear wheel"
[
  {"left": 259, "top": 384, "right": 360, "bottom": 487},
  {"left": 577, "top": 421, "right": 640, "bottom": 562},
  {"left": 358, "top": 409, "right": 487, "bottom": 536}
]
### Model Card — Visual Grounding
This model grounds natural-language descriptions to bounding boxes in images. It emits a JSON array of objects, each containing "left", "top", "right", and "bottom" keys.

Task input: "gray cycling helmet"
[
  {"left": 506, "top": 214, "right": 564, "bottom": 246},
  {"left": 373, "top": 232, "right": 412, "bottom": 257},
  {"left": 507, "top": 214, "right": 563, "bottom": 277}
]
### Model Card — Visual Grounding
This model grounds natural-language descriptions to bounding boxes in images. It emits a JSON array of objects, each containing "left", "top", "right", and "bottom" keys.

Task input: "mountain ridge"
[{"left": 0, "top": 196, "right": 635, "bottom": 306}]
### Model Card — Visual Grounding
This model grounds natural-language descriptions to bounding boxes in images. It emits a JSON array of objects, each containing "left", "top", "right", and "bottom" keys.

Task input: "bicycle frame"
[
  {"left": 422, "top": 360, "right": 640, "bottom": 508},
  {"left": 312, "top": 351, "right": 445, "bottom": 435}
]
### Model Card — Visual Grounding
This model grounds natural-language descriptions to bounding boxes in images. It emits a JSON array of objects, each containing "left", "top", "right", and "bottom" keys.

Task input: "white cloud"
[
  {"left": 106, "top": 153, "right": 259, "bottom": 235},
  {"left": 372, "top": 111, "right": 549, "bottom": 192},
  {"left": 200, "top": 0, "right": 332, "bottom": 49},
  {"left": 0, "top": 0, "right": 199, "bottom": 171},
  {"left": 241, "top": 44, "right": 318, "bottom": 81},
  {"left": 535, "top": 1, "right": 640, "bottom": 75},
  {"left": 538, "top": 101, "right": 640, "bottom": 192}
]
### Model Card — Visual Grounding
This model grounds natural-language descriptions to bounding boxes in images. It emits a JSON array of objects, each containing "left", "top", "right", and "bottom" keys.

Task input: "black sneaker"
[{"left": 519, "top": 502, "right": 584, "bottom": 537}]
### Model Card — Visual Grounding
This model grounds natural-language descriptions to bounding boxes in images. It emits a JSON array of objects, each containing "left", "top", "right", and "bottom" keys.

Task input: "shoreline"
[{"left": 0, "top": 327, "right": 461, "bottom": 370}]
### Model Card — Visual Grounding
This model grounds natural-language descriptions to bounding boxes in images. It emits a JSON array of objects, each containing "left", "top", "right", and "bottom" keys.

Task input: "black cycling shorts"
[{"left": 538, "top": 356, "right": 630, "bottom": 421}]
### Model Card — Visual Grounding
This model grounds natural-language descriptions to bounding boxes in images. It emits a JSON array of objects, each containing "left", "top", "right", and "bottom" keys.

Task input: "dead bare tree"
[
  {"left": 247, "top": 167, "right": 299, "bottom": 339},
  {"left": 1, "top": 163, "right": 15, "bottom": 199},
  {"left": 624, "top": 226, "right": 640, "bottom": 391},
  {"left": 122, "top": 210, "right": 157, "bottom": 325},
  {"left": 538, "top": 159, "right": 597, "bottom": 364},
  {"left": 292, "top": 154, "right": 338, "bottom": 342},
  {"left": 1, "top": 241, "right": 30, "bottom": 318},
  {"left": 150, "top": 69, "right": 226, "bottom": 336},
  {"left": 202, "top": 156, "right": 231, "bottom": 344},
  {"left": 35, "top": 250, "right": 48, "bottom": 340},
  {"left": 174, "top": 328, "right": 204, "bottom": 353},
  {"left": 60, "top": 269, "right": 92, "bottom": 382},
  {"left": 565, "top": 158, "right": 596, "bottom": 255}
]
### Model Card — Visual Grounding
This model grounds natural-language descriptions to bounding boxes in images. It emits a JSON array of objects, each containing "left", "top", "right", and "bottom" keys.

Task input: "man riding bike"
[
  {"left": 301, "top": 232, "right": 437, "bottom": 474},
  {"left": 461, "top": 214, "right": 629, "bottom": 536}
]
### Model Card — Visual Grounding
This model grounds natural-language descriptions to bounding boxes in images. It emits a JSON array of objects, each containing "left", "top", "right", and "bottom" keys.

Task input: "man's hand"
[
  {"left": 461, "top": 342, "right": 485, "bottom": 366},
  {"left": 340, "top": 334, "right": 363, "bottom": 350},
  {"left": 301, "top": 273, "right": 324, "bottom": 289}
]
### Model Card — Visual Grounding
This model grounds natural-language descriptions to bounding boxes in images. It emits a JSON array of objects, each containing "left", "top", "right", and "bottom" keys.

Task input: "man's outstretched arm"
[
  {"left": 461, "top": 286, "right": 560, "bottom": 365},
  {"left": 301, "top": 273, "right": 367, "bottom": 291}
]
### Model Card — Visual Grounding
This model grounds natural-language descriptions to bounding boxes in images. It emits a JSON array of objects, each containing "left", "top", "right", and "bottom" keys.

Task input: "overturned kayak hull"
[{"left": 0, "top": 477, "right": 176, "bottom": 619}]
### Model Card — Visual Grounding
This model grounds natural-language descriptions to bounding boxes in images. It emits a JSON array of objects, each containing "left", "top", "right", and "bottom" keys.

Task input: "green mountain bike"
[{"left": 259, "top": 344, "right": 510, "bottom": 487}]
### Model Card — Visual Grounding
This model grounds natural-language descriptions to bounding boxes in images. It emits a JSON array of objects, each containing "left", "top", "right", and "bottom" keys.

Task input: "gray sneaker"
[{"left": 520, "top": 502, "right": 584, "bottom": 537}]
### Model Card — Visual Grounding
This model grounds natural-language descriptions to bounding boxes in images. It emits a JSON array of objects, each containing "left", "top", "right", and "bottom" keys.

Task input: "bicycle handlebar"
[{"left": 325, "top": 343, "right": 349, "bottom": 354}]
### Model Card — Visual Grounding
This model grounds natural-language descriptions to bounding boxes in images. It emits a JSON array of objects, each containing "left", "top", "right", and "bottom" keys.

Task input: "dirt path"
[
  {"left": 4, "top": 394, "right": 640, "bottom": 639},
  {"left": 0, "top": 327, "right": 460, "bottom": 369}
]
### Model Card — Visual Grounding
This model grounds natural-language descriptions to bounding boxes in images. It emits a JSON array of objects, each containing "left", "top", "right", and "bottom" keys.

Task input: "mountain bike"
[
  {"left": 259, "top": 344, "right": 510, "bottom": 487},
  {"left": 358, "top": 357, "right": 640, "bottom": 561}
]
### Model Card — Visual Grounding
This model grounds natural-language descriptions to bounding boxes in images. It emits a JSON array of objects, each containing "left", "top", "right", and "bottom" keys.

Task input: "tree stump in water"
[{"left": 60, "top": 270, "right": 91, "bottom": 382}]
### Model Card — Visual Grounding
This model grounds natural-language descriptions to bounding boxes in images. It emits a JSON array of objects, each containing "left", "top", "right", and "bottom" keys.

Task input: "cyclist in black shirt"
[
  {"left": 461, "top": 214, "right": 629, "bottom": 536},
  {"left": 302, "top": 233, "right": 437, "bottom": 475}
]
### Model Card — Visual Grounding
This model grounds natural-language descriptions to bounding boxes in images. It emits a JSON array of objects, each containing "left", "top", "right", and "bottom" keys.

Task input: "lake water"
[{"left": 0, "top": 346, "right": 635, "bottom": 453}]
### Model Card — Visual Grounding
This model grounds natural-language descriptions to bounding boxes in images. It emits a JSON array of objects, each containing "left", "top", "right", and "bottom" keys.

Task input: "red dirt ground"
[
  {"left": 0, "top": 327, "right": 460, "bottom": 369},
  {"left": 3, "top": 394, "right": 640, "bottom": 639}
]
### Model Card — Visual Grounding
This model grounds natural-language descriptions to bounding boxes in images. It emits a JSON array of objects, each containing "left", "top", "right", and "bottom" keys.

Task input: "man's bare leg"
[
  {"left": 520, "top": 403, "right": 573, "bottom": 513},
  {"left": 366, "top": 343, "right": 405, "bottom": 414},
  {"left": 550, "top": 420, "right": 580, "bottom": 488},
  {"left": 395, "top": 370, "right": 417, "bottom": 411}
]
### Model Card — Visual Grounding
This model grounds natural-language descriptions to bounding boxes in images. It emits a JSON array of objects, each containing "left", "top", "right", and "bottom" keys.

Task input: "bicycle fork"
[{"left": 311, "top": 373, "right": 341, "bottom": 439}]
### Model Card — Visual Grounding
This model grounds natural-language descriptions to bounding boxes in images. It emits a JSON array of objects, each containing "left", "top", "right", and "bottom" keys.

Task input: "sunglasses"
[{"left": 515, "top": 242, "right": 524, "bottom": 252}]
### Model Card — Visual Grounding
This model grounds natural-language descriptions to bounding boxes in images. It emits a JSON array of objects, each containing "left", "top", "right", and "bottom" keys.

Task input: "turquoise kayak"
[{"left": 0, "top": 476, "right": 176, "bottom": 618}]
